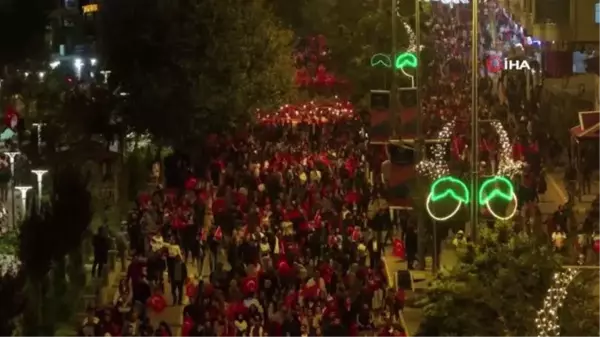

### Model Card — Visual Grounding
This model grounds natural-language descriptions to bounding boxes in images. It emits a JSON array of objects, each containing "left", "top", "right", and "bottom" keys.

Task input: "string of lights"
[
  {"left": 395, "top": 0, "right": 423, "bottom": 52},
  {"left": 535, "top": 267, "right": 580, "bottom": 337},
  {"left": 491, "top": 120, "right": 524, "bottom": 177},
  {"left": 416, "top": 120, "right": 455, "bottom": 179}
]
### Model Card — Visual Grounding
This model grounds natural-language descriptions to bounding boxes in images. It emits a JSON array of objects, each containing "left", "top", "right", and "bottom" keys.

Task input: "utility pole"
[
  {"left": 414, "top": 0, "right": 426, "bottom": 270},
  {"left": 390, "top": 0, "right": 399, "bottom": 138},
  {"left": 470, "top": 0, "right": 479, "bottom": 242}
]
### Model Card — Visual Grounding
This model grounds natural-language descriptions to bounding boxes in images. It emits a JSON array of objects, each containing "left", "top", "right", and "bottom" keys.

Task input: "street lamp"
[
  {"left": 74, "top": 58, "right": 84, "bottom": 79},
  {"left": 100, "top": 70, "right": 112, "bottom": 84},
  {"left": 32, "top": 123, "right": 44, "bottom": 153},
  {"left": 4, "top": 152, "right": 18, "bottom": 227},
  {"left": 31, "top": 170, "right": 48, "bottom": 211},
  {"left": 4, "top": 152, "right": 19, "bottom": 176},
  {"left": 15, "top": 186, "right": 32, "bottom": 219}
]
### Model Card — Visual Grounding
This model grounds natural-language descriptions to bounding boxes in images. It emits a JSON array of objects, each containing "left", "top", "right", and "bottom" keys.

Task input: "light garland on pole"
[
  {"left": 395, "top": 1, "right": 424, "bottom": 53},
  {"left": 491, "top": 120, "right": 523, "bottom": 177},
  {"left": 535, "top": 267, "right": 580, "bottom": 337},
  {"left": 416, "top": 120, "right": 455, "bottom": 179}
]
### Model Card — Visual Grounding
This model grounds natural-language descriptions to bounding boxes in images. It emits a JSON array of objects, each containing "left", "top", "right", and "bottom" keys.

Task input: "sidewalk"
[
  {"left": 544, "top": 170, "right": 597, "bottom": 218},
  {"left": 383, "top": 244, "right": 459, "bottom": 336}
]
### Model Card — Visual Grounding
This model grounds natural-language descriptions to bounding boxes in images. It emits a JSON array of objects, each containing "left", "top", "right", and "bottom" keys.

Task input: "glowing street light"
[
  {"left": 4, "top": 152, "right": 19, "bottom": 227},
  {"left": 31, "top": 170, "right": 48, "bottom": 211},
  {"left": 100, "top": 70, "right": 112, "bottom": 84},
  {"left": 15, "top": 186, "right": 32, "bottom": 219},
  {"left": 90, "top": 58, "right": 98, "bottom": 66},
  {"left": 4, "top": 152, "right": 19, "bottom": 176},
  {"left": 74, "top": 58, "right": 84, "bottom": 78},
  {"left": 31, "top": 123, "right": 44, "bottom": 153},
  {"left": 49, "top": 61, "right": 61, "bottom": 69},
  {"left": 38, "top": 71, "right": 45, "bottom": 81}
]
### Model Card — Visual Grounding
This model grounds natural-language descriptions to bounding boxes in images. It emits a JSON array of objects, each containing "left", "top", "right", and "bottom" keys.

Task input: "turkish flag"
[
  {"left": 242, "top": 276, "right": 258, "bottom": 295},
  {"left": 214, "top": 226, "right": 223, "bottom": 241},
  {"left": 393, "top": 239, "right": 405, "bottom": 259}
]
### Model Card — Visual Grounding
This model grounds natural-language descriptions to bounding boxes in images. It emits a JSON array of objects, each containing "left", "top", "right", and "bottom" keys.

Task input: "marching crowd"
[
  {"left": 77, "top": 2, "right": 598, "bottom": 336},
  {"left": 81, "top": 120, "right": 410, "bottom": 337}
]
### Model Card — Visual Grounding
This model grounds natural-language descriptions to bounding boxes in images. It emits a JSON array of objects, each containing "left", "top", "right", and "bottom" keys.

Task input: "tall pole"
[
  {"left": 470, "top": 0, "right": 479, "bottom": 242},
  {"left": 415, "top": 0, "right": 426, "bottom": 269},
  {"left": 390, "top": 0, "right": 398, "bottom": 138},
  {"left": 5, "top": 152, "right": 19, "bottom": 228}
]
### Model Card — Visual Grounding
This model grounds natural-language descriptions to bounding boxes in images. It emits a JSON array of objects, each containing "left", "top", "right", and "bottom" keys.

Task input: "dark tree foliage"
[
  {"left": 99, "top": 0, "right": 296, "bottom": 147},
  {"left": 0, "top": 273, "right": 25, "bottom": 336},
  {"left": 20, "top": 166, "right": 92, "bottom": 278},
  {"left": 0, "top": 0, "right": 53, "bottom": 68}
]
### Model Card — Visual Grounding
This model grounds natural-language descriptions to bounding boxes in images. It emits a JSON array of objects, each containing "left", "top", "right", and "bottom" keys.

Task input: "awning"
[{"left": 571, "top": 110, "right": 599, "bottom": 139}]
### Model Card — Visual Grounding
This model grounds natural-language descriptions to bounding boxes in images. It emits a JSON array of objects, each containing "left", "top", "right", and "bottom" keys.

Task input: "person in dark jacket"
[
  {"left": 404, "top": 225, "right": 418, "bottom": 270},
  {"left": 367, "top": 236, "right": 382, "bottom": 269},
  {"left": 92, "top": 226, "right": 110, "bottom": 278},
  {"left": 170, "top": 254, "right": 188, "bottom": 305}
]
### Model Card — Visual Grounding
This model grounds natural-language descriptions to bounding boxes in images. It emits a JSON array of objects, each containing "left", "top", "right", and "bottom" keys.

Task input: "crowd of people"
[
  {"left": 77, "top": 2, "right": 598, "bottom": 336},
  {"left": 81, "top": 118, "right": 411, "bottom": 336}
]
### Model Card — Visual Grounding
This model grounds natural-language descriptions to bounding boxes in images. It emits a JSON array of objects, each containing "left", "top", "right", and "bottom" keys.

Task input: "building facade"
[
  {"left": 502, "top": 0, "right": 599, "bottom": 49},
  {"left": 49, "top": 0, "right": 100, "bottom": 59}
]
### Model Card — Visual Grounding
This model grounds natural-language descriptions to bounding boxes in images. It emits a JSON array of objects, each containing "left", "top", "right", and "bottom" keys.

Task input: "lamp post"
[
  {"left": 32, "top": 123, "right": 44, "bottom": 153},
  {"left": 4, "top": 152, "right": 19, "bottom": 228},
  {"left": 390, "top": 0, "right": 399, "bottom": 139},
  {"left": 31, "top": 170, "right": 48, "bottom": 211},
  {"left": 414, "top": 0, "right": 428, "bottom": 271},
  {"left": 470, "top": 0, "right": 480, "bottom": 242},
  {"left": 100, "top": 70, "right": 112, "bottom": 84},
  {"left": 15, "top": 186, "right": 32, "bottom": 219},
  {"left": 74, "top": 58, "right": 84, "bottom": 79}
]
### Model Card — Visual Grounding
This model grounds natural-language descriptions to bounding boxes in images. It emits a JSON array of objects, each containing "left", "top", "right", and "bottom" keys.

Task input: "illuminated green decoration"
[
  {"left": 370, "top": 53, "right": 393, "bottom": 68},
  {"left": 425, "top": 175, "right": 518, "bottom": 222},
  {"left": 426, "top": 176, "right": 469, "bottom": 221},
  {"left": 478, "top": 176, "right": 514, "bottom": 205},
  {"left": 394, "top": 52, "right": 418, "bottom": 70},
  {"left": 429, "top": 176, "right": 469, "bottom": 203},
  {"left": 369, "top": 52, "right": 418, "bottom": 70},
  {"left": 478, "top": 175, "right": 518, "bottom": 221}
]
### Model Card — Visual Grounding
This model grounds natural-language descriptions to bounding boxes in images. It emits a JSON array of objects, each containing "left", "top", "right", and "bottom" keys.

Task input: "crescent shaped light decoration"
[
  {"left": 426, "top": 176, "right": 469, "bottom": 221},
  {"left": 478, "top": 176, "right": 518, "bottom": 220},
  {"left": 370, "top": 53, "right": 393, "bottom": 68},
  {"left": 395, "top": 52, "right": 418, "bottom": 88}
]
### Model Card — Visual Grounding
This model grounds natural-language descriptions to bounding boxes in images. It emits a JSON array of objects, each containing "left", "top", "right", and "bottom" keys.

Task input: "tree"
[
  {"left": 271, "top": 0, "right": 424, "bottom": 102},
  {"left": 417, "top": 222, "right": 599, "bottom": 336},
  {"left": 19, "top": 166, "right": 92, "bottom": 335},
  {"left": 99, "top": 0, "right": 296, "bottom": 148}
]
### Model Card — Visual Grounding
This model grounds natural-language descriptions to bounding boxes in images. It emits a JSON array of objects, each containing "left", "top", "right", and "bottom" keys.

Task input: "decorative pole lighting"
[
  {"left": 5, "top": 152, "right": 19, "bottom": 176},
  {"left": 74, "top": 58, "right": 84, "bottom": 79},
  {"left": 15, "top": 186, "right": 32, "bottom": 219},
  {"left": 100, "top": 70, "right": 111, "bottom": 84},
  {"left": 4, "top": 152, "right": 19, "bottom": 228},
  {"left": 32, "top": 123, "right": 44, "bottom": 153},
  {"left": 31, "top": 170, "right": 48, "bottom": 211}
]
